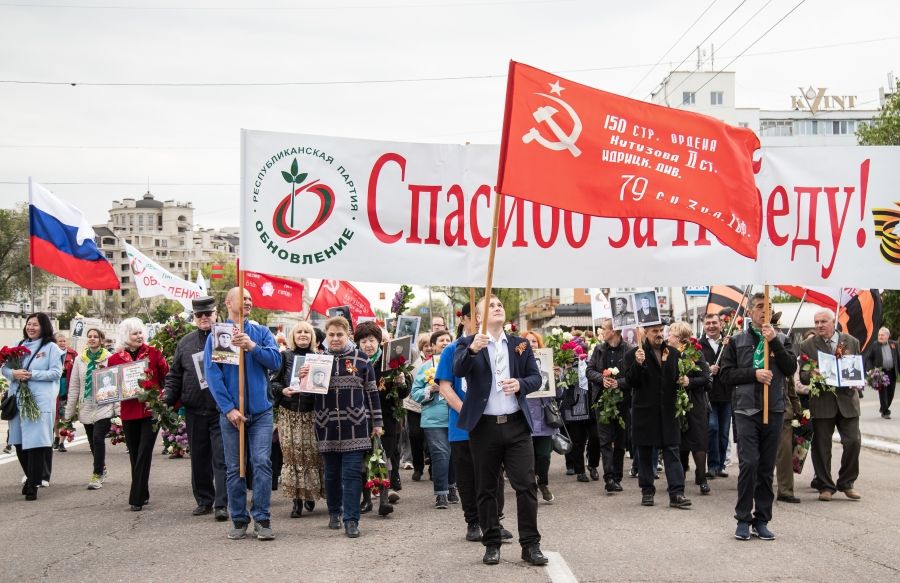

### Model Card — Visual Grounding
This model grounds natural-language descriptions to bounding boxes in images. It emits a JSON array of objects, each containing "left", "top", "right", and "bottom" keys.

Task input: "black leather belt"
[{"left": 482, "top": 410, "right": 524, "bottom": 424}]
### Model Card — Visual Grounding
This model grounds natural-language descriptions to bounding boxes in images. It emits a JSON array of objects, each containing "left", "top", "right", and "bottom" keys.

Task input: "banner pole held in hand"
[
  {"left": 237, "top": 259, "right": 246, "bottom": 478},
  {"left": 763, "top": 285, "right": 771, "bottom": 425}
]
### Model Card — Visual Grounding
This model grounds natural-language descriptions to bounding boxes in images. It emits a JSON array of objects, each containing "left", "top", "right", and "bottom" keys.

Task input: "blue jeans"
[
  {"left": 220, "top": 409, "right": 273, "bottom": 525},
  {"left": 323, "top": 450, "right": 365, "bottom": 522},
  {"left": 708, "top": 401, "right": 733, "bottom": 472},
  {"left": 423, "top": 427, "right": 455, "bottom": 495}
]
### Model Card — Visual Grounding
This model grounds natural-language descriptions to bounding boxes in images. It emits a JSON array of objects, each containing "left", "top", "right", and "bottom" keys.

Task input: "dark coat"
[
  {"left": 452, "top": 333, "right": 542, "bottom": 433},
  {"left": 624, "top": 340, "right": 681, "bottom": 447},
  {"left": 677, "top": 348, "right": 712, "bottom": 452},
  {"left": 585, "top": 340, "right": 633, "bottom": 418},
  {"left": 164, "top": 328, "right": 219, "bottom": 415},
  {"left": 700, "top": 336, "right": 731, "bottom": 403},
  {"left": 865, "top": 339, "right": 899, "bottom": 378},
  {"left": 372, "top": 360, "right": 411, "bottom": 437},
  {"left": 270, "top": 347, "right": 316, "bottom": 413},
  {"left": 720, "top": 327, "right": 796, "bottom": 415}
]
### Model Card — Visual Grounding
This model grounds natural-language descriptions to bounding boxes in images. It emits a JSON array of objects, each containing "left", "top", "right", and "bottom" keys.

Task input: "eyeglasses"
[{"left": 195, "top": 311, "right": 214, "bottom": 317}]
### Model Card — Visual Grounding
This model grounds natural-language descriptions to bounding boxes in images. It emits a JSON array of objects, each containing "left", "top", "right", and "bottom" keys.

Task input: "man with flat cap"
[{"left": 164, "top": 296, "right": 228, "bottom": 521}]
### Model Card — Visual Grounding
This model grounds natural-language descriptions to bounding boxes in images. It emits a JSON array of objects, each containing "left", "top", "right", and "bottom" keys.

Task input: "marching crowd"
[{"left": 1, "top": 288, "right": 897, "bottom": 567}]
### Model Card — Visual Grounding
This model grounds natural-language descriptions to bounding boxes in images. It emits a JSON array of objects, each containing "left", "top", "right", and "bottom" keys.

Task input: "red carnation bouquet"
[
  {"left": 0, "top": 345, "right": 40, "bottom": 421},
  {"left": 365, "top": 436, "right": 391, "bottom": 495},
  {"left": 380, "top": 353, "right": 412, "bottom": 423},
  {"left": 56, "top": 418, "right": 77, "bottom": 443},
  {"left": 721, "top": 310, "right": 745, "bottom": 338}
]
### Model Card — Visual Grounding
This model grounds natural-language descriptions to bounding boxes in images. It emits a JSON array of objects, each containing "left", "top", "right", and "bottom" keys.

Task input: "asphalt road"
[{"left": 1, "top": 437, "right": 898, "bottom": 583}]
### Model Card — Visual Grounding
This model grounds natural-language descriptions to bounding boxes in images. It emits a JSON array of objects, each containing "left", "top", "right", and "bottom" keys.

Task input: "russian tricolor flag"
[{"left": 29, "top": 178, "right": 120, "bottom": 290}]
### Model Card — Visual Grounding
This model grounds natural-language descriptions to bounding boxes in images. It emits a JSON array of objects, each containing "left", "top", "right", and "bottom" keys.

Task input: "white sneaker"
[
  {"left": 40, "top": 480, "right": 50, "bottom": 488},
  {"left": 401, "top": 461, "right": 413, "bottom": 470},
  {"left": 21, "top": 475, "right": 27, "bottom": 484},
  {"left": 101, "top": 466, "right": 109, "bottom": 483},
  {"left": 87, "top": 474, "right": 103, "bottom": 490}
]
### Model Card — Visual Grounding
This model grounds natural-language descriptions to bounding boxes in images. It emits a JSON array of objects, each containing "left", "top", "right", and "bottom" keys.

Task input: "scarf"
[
  {"left": 81, "top": 347, "right": 110, "bottom": 400},
  {"left": 749, "top": 325, "right": 766, "bottom": 369},
  {"left": 368, "top": 347, "right": 383, "bottom": 369}
]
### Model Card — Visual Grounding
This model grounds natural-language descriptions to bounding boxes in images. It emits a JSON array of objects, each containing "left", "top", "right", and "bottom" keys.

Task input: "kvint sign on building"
[{"left": 791, "top": 86, "right": 858, "bottom": 113}]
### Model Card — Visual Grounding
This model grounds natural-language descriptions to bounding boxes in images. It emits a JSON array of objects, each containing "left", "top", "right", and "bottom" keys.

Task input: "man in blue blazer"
[{"left": 453, "top": 294, "right": 546, "bottom": 567}]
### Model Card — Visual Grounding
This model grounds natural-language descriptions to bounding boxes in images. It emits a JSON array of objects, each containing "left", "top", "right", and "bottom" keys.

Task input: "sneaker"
[
  {"left": 435, "top": 494, "right": 449, "bottom": 509},
  {"left": 669, "top": 495, "right": 692, "bottom": 509},
  {"left": 58, "top": 442, "right": 67, "bottom": 453},
  {"left": 448, "top": 487, "right": 460, "bottom": 504},
  {"left": 402, "top": 461, "right": 414, "bottom": 470},
  {"left": 101, "top": 466, "right": 109, "bottom": 483},
  {"left": 87, "top": 474, "right": 103, "bottom": 490},
  {"left": 735, "top": 521, "right": 751, "bottom": 541},
  {"left": 629, "top": 468, "right": 638, "bottom": 478},
  {"left": 254, "top": 520, "right": 275, "bottom": 541},
  {"left": 328, "top": 514, "right": 341, "bottom": 530},
  {"left": 52, "top": 438, "right": 60, "bottom": 450},
  {"left": 214, "top": 508, "right": 228, "bottom": 521},
  {"left": 228, "top": 522, "right": 248, "bottom": 540},
  {"left": 344, "top": 520, "right": 360, "bottom": 538},
  {"left": 388, "top": 490, "right": 400, "bottom": 504},
  {"left": 21, "top": 475, "right": 27, "bottom": 484},
  {"left": 752, "top": 522, "right": 775, "bottom": 541},
  {"left": 641, "top": 494, "right": 655, "bottom": 506},
  {"left": 411, "top": 471, "right": 422, "bottom": 481},
  {"left": 40, "top": 480, "right": 50, "bottom": 488},
  {"left": 565, "top": 467, "right": 575, "bottom": 476},
  {"left": 539, "top": 484, "right": 555, "bottom": 503},
  {"left": 2, "top": 444, "right": 11, "bottom": 454}
]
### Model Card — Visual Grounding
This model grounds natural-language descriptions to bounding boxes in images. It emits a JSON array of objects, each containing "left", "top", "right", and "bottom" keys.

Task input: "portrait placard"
[
  {"left": 633, "top": 290, "right": 662, "bottom": 327},
  {"left": 288, "top": 354, "right": 306, "bottom": 392},
  {"left": 120, "top": 360, "right": 148, "bottom": 400},
  {"left": 211, "top": 323, "right": 240, "bottom": 365},
  {"left": 300, "top": 354, "right": 334, "bottom": 394},
  {"left": 192, "top": 352, "right": 208, "bottom": 390},
  {"left": 92, "top": 368, "right": 120, "bottom": 405},
  {"left": 610, "top": 293, "right": 636, "bottom": 330},
  {"left": 527, "top": 348, "right": 556, "bottom": 399},
  {"left": 383, "top": 335, "right": 413, "bottom": 371},
  {"left": 395, "top": 316, "right": 421, "bottom": 343}
]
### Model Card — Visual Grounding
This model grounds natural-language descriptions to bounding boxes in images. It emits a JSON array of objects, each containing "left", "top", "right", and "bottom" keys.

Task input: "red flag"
[
  {"left": 309, "top": 280, "right": 374, "bottom": 326},
  {"left": 243, "top": 271, "right": 304, "bottom": 312},
  {"left": 497, "top": 61, "right": 762, "bottom": 258},
  {"left": 777, "top": 286, "right": 883, "bottom": 351},
  {"left": 210, "top": 264, "right": 224, "bottom": 279},
  {"left": 776, "top": 285, "right": 842, "bottom": 309}
]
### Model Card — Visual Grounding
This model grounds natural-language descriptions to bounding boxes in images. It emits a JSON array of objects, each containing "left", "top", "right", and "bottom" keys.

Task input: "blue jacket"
[
  {"left": 452, "top": 333, "right": 542, "bottom": 433},
  {"left": 2, "top": 338, "right": 63, "bottom": 449},
  {"left": 436, "top": 341, "right": 468, "bottom": 442},
  {"left": 204, "top": 319, "right": 281, "bottom": 416},
  {"left": 411, "top": 356, "right": 449, "bottom": 428}
]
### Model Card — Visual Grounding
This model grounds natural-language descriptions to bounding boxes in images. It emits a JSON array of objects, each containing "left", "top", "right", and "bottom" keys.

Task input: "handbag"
[
  {"left": 0, "top": 392, "right": 16, "bottom": 421},
  {"left": 551, "top": 427, "right": 573, "bottom": 455},
  {"left": 542, "top": 399, "right": 563, "bottom": 429}
]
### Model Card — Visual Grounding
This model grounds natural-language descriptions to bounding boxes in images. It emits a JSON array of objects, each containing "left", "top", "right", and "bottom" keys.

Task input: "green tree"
[
  {"left": 857, "top": 81, "right": 900, "bottom": 145},
  {"left": 147, "top": 299, "right": 185, "bottom": 324},
  {"left": 883, "top": 291, "right": 900, "bottom": 339},
  {"left": 445, "top": 287, "right": 523, "bottom": 322},
  {"left": 0, "top": 205, "right": 50, "bottom": 302},
  {"left": 57, "top": 296, "right": 93, "bottom": 330},
  {"left": 407, "top": 298, "right": 450, "bottom": 331}
]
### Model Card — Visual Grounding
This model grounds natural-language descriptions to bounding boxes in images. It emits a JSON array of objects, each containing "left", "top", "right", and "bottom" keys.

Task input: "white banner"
[
  {"left": 589, "top": 288, "right": 612, "bottom": 321},
  {"left": 124, "top": 243, "right": 203, "bottom": 310},
  {"left": 241, "top": 129, "right": 899, "bottom": 289}
]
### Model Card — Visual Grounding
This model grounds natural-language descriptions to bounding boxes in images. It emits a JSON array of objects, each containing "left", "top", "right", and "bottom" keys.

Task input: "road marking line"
[
  {"left": 544, "top": 551, "right": 578, "bottom": 583},
  {"left": 0, "top": 436, "right": 88, "bottom": 465}
]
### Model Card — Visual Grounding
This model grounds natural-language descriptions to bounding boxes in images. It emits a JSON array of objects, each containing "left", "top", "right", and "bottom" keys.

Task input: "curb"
[{"left": 833, "top": 432, "right": 900, "bottom": 455}]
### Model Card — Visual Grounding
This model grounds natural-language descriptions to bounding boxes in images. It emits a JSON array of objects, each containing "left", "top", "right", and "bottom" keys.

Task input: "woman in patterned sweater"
[{"left": 302, "top": 316, "right": 383, "bottom": 538}]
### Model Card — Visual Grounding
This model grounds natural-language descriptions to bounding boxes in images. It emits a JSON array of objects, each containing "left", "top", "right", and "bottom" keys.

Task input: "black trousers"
[
  {"left": 734, "top": 411, "right": 783, "bottom": 525},
  {"left": 406, "top": 411, "right": 426, "bottom": 473},
  {"left": 597, "top": 419, "right": 627, "bottom": 482},
  {"left": 469, "top": 412, "right": 539, "bottom": 548},
  {"left": 123, "top": 418, "right": 159, "bottom": 507},
  {"left": 16, "top": 445, "right": 50, "bottom": 495},
  {"left": 381, "top": 432, "right": 401, "bottom": 486},
  {"left": 566, "top": 419, "right": 600, "bottom": 474},
  {"left": 185, "top": 410, "right": 227, "bottom": 508},
  {"left": 879, "top": 371, "right": 896, "bottom": 415},
  {"left": 83, "top": 418, "right": 112, "bottom": 476},
  {"left": 532, "top": 436, "right": 552, "bottom": 486},
  {"left": 637, "top": 444, "right": 684, "bottom": 497},
  {"left": 451, "top": 439, "right": 506, "bottom": 527}
]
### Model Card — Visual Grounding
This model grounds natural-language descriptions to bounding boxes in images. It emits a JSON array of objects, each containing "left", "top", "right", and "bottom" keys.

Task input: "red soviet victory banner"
[
  {"left": 243, "top": 270, "right": 304, "bottom": 312},
  {"left": 497, "top": 61, "right": 763, "bottom": 259},
  {"left": 308, "top": 280, "right": 375, "bottom": 326}
]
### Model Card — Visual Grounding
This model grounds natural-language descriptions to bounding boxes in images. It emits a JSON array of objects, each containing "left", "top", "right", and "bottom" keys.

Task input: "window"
[
  {"left": 105, "top": 251, "right": 113, "bottom": 259},
  {"left": 682, "top": 91, "right": 695, "bottom": 106},
  {"left": 121, "top": 251, "right": 127, "bottom": 258},
  {"left": 139, "top": 215, "right": 144, "bottom": 227},
  {"left": 121, "top": 276, "right": 129, "bottom": 284},
  {"left": 121, "top": 263, "right": 129, "bottom": 271},
  {"left": 759, "top": 120, "right": 793, "bottom": 137},
  {"left": 710, "top": 91, "right": 723, "bottom": 106},
  {"left": 63, "top": 288, "right": 70, "bottom": 296},
  {"left": 129, "top": 215, "right": 134, "bottom": 226}
]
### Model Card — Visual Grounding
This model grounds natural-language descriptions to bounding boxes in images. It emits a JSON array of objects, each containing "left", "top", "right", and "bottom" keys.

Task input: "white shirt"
[
  {"left": 706, "top": 336, "right": 720, "bottom": 354},
  {"left": 483, "top": 332, "right": 520, "bottom": 416}
]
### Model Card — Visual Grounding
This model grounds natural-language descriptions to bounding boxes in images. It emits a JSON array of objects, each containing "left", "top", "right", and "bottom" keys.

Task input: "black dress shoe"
[
  {"left": 328, "top": 514, "right": 341, "bottom": 529},
  {"left": 304, "top": 500, "right": 315, "bottom": 512},
  {"left": 214, "top": 507, "right": 228, "bottom": 521},
  {"left": 521, "top": 545, "right": 549, "bottom": 566},
  {"left": 290, "top": 499, "right": 303, "bottom": 518},
  {"left": 25, "top": 492, "right": 37, "bottom": 501},
  {"left": 605, "top": 479, "right": 617, "bottom": 493},
  {"left": 130, "top": 505, "right": 143, "bottom": 512},
  {"left": 777, "top": 494, "right": 801, "bottom": 504},
  {"left": 576, "top": 473, "right": 590, "bottom": 483},
  {"left": 589, "top": 467, "right": 600, "bottom": 481},
  {"left": 705, "top": 470, "right": 716, "bottom": 480},
  {"left": 641, "top": 494, "right": 654, "bottom": 506},
  {"left": 669, "top": 495, "right": 692, "bottom": 509},
  {"left": 344, "top": 520, "right": 360, "bottom": 538},
  {"left": 192, "top": 504, "right": 213, "bottom": 516},
  {"left": 360, "top": 500, "right": 373, "bottom": 514},
  {"left": 500, "top": 526, "right": 514, "bottom": 541},
  {"left": 391, "top": 479, "right": 402, "bottom": 491},
  {"left": 466, "top": 522, "right": 483, "bottom": 542},
  {"left": 411, "top": 471, "right": 422, "bottom": 481},
  {"left": 699, "top": 482, "right": 711, "bottom": 495},
  {"left": 611, "top": 481, "right": 623, "bottom": 492},
  {"left": 483, "top": 546, "right": 501, "bottom": 565},
  {"left": 716, "top": 470, "right": 729, "bottom": 478}
]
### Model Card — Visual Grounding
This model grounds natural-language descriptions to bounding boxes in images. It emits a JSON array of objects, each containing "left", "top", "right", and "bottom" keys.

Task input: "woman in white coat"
[
  {"left": 1, "top": 313, "right": 62, "bottom": 501},
  {"left": 65, "top": 327, "right": 116, "bottom": 490}
]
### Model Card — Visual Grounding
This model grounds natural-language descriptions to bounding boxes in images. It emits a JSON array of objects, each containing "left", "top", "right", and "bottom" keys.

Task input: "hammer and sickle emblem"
[
  {"left": 522, "top": 93, "right": 583, "bottom": 158},
  {"left": 323, "top": 280, "right": 340, "bottom": 295}
]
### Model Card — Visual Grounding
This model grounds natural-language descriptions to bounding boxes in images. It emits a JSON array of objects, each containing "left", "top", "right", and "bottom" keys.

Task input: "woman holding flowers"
[
  {"left": 271, "top": 321, "right": 323, "bottom": 518},
  {"left": 108, "top": 317, "right": 169, "bottom": 511},
  {"left": 303, "top": 316, "right": 382, "bottom": 538},
  {"left": 523, "top": 330, "right": 560, "bottom": 503},
  {"left": 411, "top": 329, "right": 455, "bottom": 509},
  {"left": 668, "top": 322, "right": 713, "bottom": 495},
  {"left": 64, "top": 328, "right": 115, "bottom": 490},
  {"left": 1, "top": 313, "right": 62, "bottom": 501}
]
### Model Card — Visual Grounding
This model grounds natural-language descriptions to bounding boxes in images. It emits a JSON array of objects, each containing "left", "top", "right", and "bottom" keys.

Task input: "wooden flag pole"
[
  {"left": 763, "top": 284, "right": 771, "bottom": 425},
  {"left": 480, "top": 192, "right": 503, "bottom": 334},
  {"left": 237, "top": 260, "right": 246, "bottom": 478},
  {"left": 468, "top": 288, "right": 476, "bottom": 335}
]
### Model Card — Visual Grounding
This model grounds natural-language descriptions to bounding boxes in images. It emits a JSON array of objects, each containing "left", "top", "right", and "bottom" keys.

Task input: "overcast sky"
[{"left": 2, "top": 0, "right": 897, "bottom": 310}]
